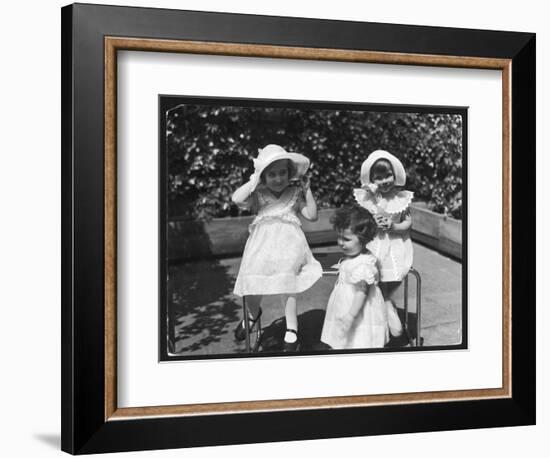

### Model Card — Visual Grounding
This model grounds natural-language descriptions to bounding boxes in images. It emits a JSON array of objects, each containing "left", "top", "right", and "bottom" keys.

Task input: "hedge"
[{"left": 166, "top": 104, "right": 463, "bottom": 220}]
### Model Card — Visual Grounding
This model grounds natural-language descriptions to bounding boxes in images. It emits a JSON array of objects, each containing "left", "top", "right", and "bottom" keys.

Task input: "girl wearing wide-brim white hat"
[
  {"left": 353, "top": 150, "right": 414, "bottom": 339},
  {"left": 231, "top": 144, "right": 322, "bottom": 352}
]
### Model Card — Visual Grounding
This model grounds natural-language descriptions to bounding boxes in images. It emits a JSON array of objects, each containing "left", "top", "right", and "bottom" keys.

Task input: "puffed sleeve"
[
  {"left": 349, "top": 255, "right": 379, "bottom": 285},
  {"left": 399, "top": 205, "right": 411, "bottom": 222},
  {"left": 232, "top": 174, "right": 261, "bottom": 211}
]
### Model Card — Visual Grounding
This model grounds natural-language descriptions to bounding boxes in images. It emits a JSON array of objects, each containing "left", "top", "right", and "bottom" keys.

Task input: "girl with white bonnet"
[
  {"left": 232, "top": 144, "right": 322, "bottom": 351},
  {"left": 353, "top": 150, "right": 414, "bottom": 338}
]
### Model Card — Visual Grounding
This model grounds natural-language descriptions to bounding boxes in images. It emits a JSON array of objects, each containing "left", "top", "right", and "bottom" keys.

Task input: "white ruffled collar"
[{"left": 353, "top": 187, "right": 413, "bottom": 215}]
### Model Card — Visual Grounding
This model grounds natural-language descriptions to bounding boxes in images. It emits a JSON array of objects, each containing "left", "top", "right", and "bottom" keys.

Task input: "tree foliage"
[{"left": 166, "top": 104, "right": 463, "bottom": 220}]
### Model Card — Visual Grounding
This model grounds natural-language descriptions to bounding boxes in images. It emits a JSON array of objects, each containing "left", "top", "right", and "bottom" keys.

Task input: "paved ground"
[{"left": 168, "top": 242, "right": 462, "bottom": 356}]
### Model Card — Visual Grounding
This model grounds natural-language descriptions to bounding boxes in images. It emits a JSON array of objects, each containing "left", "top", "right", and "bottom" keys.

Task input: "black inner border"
[{"left": 158, "top": 95, "right": 468, "bottom": 362}]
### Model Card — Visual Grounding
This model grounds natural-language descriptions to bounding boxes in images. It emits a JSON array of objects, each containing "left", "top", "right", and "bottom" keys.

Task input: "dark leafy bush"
[{"left": 166, "top": 104, "right": 463, "bottom": 220}]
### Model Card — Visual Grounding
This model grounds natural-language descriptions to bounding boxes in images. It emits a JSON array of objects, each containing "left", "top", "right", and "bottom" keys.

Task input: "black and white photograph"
[{"left": 160, "top": 97, "right": 467, "bottom": 360}]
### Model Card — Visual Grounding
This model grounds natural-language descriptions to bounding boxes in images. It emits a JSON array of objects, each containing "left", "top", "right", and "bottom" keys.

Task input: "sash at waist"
[{"left": 249, "top": 213, "right": 301, "bottom": 232}]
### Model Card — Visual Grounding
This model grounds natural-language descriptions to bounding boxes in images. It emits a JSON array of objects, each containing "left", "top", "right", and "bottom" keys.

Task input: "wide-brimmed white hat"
[
  {"left": 360, "top": 150, "right": 407, "bottom": 187},
  {"left": 248, "top": 144, "right": 310, "bottom": 191}
]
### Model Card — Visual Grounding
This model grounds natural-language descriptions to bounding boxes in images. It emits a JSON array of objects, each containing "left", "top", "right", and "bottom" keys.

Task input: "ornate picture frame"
[{"left": 61, "top": 3, "right": 535, "bottom": 454}]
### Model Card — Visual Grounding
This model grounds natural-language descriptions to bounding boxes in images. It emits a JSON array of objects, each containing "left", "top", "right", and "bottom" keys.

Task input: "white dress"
[
  {"left": 354, "top": 188, "right": 414, "bottom": 282},
  {"left": 233, "top": 186, "right": 322, "bottom": 297},
  {"left": 320, "top": 253, "right": 389, "bottom": 349}
]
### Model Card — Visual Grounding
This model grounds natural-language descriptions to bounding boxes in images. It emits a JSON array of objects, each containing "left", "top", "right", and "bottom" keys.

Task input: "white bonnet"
[{"left": 360, "top": 150, "right": 407, "bottom": 186}]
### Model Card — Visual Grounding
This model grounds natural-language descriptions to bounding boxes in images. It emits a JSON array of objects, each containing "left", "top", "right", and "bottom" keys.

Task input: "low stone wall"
[
  {"left": 166, "top": 209, "right": 335, "bottom": 261},
  {"left": 167, "top": 205, "right": 462, "bottom": 261},
  {"left": 409, "top": 205, "right": 462, "bottom": 259}
]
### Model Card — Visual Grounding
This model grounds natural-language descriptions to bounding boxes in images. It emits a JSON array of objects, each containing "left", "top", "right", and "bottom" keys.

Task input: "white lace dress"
[
  {"left": 233, "top": 186, "right": 322, "bottom": 296},
  {"left": 321, "top": 253, "right": 389, "bottom": 349},
  {"left": 354, "top": 188, "right": 414, "bottom": 282}
]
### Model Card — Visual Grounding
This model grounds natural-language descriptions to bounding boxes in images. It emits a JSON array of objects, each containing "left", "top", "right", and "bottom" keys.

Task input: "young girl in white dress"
[
  {"left": 232, "top": 144, "right": 322, "bottom": 351},
  {"left": 320, "top": 206, "right": 390, "bottom": 349},
  {"left": 353, "top": 150, "right": 414, "bottom": 338}
]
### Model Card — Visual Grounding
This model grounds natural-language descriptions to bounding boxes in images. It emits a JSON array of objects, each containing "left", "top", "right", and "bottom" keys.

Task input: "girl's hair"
[
  {"left": 369, "top": 158, "right": 394, "bottom": 180},
  {"left": 331, "top": 205, "right": 378, "bottom": 245},
  {"left": 260, "top": 159, "right": 297, "bottom": 183}
]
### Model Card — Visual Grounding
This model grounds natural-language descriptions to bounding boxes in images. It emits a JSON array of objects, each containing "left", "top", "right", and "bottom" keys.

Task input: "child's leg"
[
  {"left": 380, "top": 282, "right": 403, "bottom": 337},
  {"left": 282, "top": 294, "right": 298, "bottom": 343}
]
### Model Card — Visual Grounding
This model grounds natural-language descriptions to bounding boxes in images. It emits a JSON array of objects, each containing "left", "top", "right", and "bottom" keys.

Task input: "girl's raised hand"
[
  {"left": 374, "top": 214, "right": 392, "bottom": 231},
  {"left": 374, "top": 214, "right": 385, "bottom": 228},
  {"left": 364, "top": 183, "right": 378, "bottom": 194},
  {"left": 300, "top": 175, "right": 311, "bottom": 192}
]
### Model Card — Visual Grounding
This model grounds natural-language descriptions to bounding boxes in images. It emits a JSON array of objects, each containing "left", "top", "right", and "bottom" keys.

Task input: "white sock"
[
  {"left": 386, "top": 300, "right": 403, "bottom": 337},
  {"left": 284, "top": 331, "right": 298, "bottom": 343},
  {"left": 283, "top": 295, "right": 298, "bottom": 342}
]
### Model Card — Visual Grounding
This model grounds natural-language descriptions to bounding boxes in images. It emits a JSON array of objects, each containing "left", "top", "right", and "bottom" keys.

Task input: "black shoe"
[
  {"left": 388, "top": 329, "right": 411, "bottom": 347},
  {"left": 234, "top": 308, "right": 262, "bottom": 342},
  {"left": 313, "top": 341, "right": 332, "bottom": 351},
  {"left": 282, "top": 329, "right": 300, "bottom": 352}
]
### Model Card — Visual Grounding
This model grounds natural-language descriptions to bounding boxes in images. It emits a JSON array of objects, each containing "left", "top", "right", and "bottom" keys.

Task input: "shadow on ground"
[
  {"left": 169, "top": 259, "right": 242, "bottom": 354},
  {"left": 258, "top": 308, "right": 417, "bottom": 351},
  {"left": 259, "top": 309, "right": 327, "bottom": 352}
]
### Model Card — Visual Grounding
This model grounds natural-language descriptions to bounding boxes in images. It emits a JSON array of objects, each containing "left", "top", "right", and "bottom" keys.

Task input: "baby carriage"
[{"left": 240, "top": 266, "right": 422, "bottom": 353}]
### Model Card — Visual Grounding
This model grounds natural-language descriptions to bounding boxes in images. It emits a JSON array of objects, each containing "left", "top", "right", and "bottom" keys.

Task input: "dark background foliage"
[{"left": 166, "top": 103, "right": 463, "bottom": 220}]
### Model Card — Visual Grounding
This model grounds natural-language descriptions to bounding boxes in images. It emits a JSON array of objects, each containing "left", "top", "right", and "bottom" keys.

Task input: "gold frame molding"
[{"left": 104, "top": 37, "right": 512, "bottom": 421}]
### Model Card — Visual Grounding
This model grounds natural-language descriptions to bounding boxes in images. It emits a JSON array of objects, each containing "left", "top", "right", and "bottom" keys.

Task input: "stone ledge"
[{"left": 167, "top": 204, "right": 462, "bottom": 261}]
